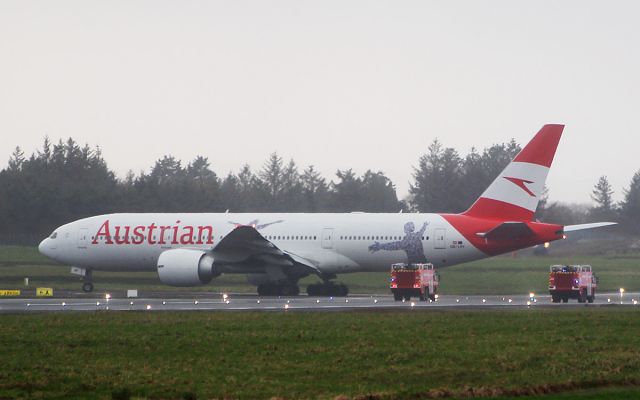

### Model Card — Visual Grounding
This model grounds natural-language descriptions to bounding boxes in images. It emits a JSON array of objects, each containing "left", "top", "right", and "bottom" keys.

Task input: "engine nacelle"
[{"left": 157, "top": 248, "right": 218, "bottom": 286}]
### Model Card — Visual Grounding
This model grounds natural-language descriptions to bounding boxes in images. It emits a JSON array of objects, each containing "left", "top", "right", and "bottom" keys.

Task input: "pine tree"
[
  {"left": 301, "top": 166, "right": 329, "bottom": 212},
  {"left": 410, "top": 139, "right": 463, "bottom": 212},
  {"left": 259, "top": 153, "right": 284, "bottom": 199},
  {"left": 620, "top": 171, "right": 640, "bottom": 233},
  {"left": 330, "top": 169, "right": 363, "bottom": 212},
  {"left": 360, "top": 170, "right": 401, "bottom": 212},
  {"left": 7, "top": 147, "right": 24, "bottom": 171},
  {"left": 590, "top": 176, "right": 616, "bottom": 221}
]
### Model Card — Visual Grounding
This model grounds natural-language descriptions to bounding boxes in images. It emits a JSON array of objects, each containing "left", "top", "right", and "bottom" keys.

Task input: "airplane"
[{"left": 38, "top": 124, "right": 616, "bottom": 296}]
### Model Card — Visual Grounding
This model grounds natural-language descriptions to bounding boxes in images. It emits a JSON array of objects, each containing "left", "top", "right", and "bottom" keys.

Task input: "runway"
[{"left": 1, "top": 292, "right": 638, "bottom": 313}]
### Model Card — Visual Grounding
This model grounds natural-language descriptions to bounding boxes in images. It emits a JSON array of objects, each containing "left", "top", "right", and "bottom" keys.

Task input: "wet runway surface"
[{"left": 1, "top": 292, "right": 639, "bottom": 313}]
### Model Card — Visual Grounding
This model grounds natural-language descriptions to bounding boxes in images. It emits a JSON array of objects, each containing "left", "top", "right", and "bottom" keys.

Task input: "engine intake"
[{"left": 157, "top": 248, "right": 217, "bottom": 286}]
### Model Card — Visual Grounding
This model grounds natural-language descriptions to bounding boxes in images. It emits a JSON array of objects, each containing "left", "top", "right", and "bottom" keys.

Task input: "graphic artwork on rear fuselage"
[{"left": 368, "top": 221, "right": 429, "bottom": 264}]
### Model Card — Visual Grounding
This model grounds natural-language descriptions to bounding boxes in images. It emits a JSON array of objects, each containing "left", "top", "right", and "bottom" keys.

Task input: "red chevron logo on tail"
[{"left": 504, "top": 177, "right": 536, "bottom": 197}]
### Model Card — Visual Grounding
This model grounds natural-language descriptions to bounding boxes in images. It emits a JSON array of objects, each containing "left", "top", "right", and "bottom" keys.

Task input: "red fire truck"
[
  {"left": 548, "top": 265, "right": 597, "bottom": 303},
  {"left": 390, "top": 263, "right": 439, "bottom": 301}
]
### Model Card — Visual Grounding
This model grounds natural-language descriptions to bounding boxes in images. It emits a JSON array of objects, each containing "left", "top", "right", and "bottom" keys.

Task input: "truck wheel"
[
  {"left": 403, "top": 295, "right": 411, "bottom": 301},
  {"left": 587, "top": 296, "right": 594, "bottom": 303},
  {"left": 562, "top": 297, "right": 569, "bottom": 303},
  {"left": 551, "top": 295, "right": 560, "bottom": 303},
  {"left": 393, "top": 291, "right": 402, "bottom": 301}
]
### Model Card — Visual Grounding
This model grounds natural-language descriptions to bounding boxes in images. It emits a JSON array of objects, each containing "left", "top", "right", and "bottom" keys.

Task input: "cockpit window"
[{"left": 49, "top": 232, "right": 58, "bottom": 239}]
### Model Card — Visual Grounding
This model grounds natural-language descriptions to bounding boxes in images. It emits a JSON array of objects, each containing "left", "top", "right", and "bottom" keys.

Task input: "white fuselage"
[{"left": 38, "top": 213, "right": 485, "bottom": 274}]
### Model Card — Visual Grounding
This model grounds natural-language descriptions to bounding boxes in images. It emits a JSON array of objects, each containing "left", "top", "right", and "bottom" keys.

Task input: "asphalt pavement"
[{"left": 1, "top": 292, "right": 638, "bottom": 313}]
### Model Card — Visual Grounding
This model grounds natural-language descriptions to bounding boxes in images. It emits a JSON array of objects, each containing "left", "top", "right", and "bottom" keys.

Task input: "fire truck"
[
  {"left": 548, "top": 265, "right": 597, "bottom": 303},
  {"left": 390, "top": 263, "right": 439, "bottom": 301}
]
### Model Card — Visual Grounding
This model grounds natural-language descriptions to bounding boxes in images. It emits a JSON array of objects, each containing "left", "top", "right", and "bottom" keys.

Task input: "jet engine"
[{"left": 157, "top": 248, "right": 219, "bottom": 286}]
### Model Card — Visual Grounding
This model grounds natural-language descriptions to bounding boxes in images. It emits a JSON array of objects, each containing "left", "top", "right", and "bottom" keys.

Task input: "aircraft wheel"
[
  {"left": 306, "top": 284, "right": 316, "bottom": 296},
  {"left": 257, "top": 284, "right": 271, "bottom": 296},
  {"left": 281, "top": 285, "right": 299, "bottom": 296},
  {"left": 306, "top": 284, "right": 320, "bottom": 296},
  {"left": 82, "top": 282, "right": 94, "bottom": 293},
  {"left": 328, "top": 283, "right": 348, "bottom": 297}
]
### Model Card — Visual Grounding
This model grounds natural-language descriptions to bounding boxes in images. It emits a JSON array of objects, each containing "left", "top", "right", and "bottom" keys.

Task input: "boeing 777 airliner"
[{"left": 38, "top": 125, "right": 615, "bottom": 295}]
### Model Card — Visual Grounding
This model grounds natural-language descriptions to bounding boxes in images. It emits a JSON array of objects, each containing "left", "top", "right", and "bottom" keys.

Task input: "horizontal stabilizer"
[
  {"left": 563, "top": 222, "right": 617, "bottom": 232},
  {"left": 477, "top": 221, "right": 534, "bottom": 240}
]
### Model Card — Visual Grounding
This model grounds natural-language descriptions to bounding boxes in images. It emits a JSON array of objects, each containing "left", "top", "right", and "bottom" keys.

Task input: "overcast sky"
[{"left": 1, "top": 1, "right": 639, "bottom": 205}]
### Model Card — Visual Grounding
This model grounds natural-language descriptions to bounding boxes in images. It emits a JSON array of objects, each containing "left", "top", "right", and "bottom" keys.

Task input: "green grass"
[
  {"left": 1, "top": 246, "right": 640, "bottom": 295},
  {"left": 0, "top": 245, "right": 56, "bottom": 265},
  {"left": 494, "top": 388, "right": 640, "bottom": 400},
  {"left": 1, "top": 309, "right": 640, "bottom": 399}
]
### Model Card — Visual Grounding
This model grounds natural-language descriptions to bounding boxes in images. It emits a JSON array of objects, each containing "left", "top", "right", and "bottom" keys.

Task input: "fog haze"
[{"left": 1, "top": 0, "right": 639, "bottom": 204}]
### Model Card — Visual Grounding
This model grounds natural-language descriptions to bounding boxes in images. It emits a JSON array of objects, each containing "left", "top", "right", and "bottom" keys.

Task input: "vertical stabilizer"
[{"left": 463, "top": 124, "right": 564, "bottom": 221}]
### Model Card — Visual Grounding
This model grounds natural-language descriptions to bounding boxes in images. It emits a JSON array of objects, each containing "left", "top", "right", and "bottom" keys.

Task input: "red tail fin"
[{"left": 463, "top": 124, "right": 564, "bottom": 221}]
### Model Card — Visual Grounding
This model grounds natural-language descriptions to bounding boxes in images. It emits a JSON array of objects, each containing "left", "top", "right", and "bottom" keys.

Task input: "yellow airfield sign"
[
  {"left": 0, "top": 290, "right": 20, "bottom": 296},
  {"left": 36, "top": 288, "right": 53, "bottom": 297}
]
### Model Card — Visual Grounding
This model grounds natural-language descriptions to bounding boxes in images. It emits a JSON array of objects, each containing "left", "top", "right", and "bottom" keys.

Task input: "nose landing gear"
[{"left": 81, "top": 269, "right": 94, "bottom": 293}]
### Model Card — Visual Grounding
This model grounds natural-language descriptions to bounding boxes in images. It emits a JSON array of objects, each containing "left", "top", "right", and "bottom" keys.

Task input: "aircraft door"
[
  {"left": 77, "top": 228, "right": 88, "bottom": 249},
  {"left": 321, "top": 228, "right": 334, "bottom": 249},
  {"left": 434, "top": 228, "right": 446, "bottom": 250}
]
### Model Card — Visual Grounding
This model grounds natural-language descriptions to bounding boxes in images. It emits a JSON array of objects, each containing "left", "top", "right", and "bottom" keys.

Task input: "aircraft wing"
[
  {"left": 211, "top": 225, "right": 320, "bottom": 275},
  {"left": 476, "top": 221, "right": 535, "bottom": 240}
]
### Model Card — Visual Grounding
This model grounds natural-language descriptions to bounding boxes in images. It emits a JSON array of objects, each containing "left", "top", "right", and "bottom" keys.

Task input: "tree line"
[{"left": 0, "top": 137, "right": 638, "bottom": 244}]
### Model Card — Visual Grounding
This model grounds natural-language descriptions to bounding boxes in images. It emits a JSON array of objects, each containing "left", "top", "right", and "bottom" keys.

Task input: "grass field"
[
  {"left": 1, "top": 246, "right": 639, "bottom": 296},
  {"left": 2, "top": 246, "right": 640, "bottom": 399},
  {"left": 0, "top": 309, "right": 639, "bottom": 399}
]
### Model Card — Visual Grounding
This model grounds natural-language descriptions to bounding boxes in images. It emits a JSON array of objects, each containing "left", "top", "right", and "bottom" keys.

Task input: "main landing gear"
[
  {"left": 306, "top": 274, "right": 349, "bottom": 297},
  {"left": 257, "top": 282, "right": 300, "bottom": 296},
  {"left": 255, "top": 276, "right": 350, "bottom": 297},
  {"left": 81, "top": 268, "right": 94, "bottom": 293}
]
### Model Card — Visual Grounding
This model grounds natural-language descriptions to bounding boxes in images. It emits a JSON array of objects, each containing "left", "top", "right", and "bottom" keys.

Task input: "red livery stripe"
[
  {"left": 463, "top": 197, "right": 534, "bottom": 221},
  {"left": 512, "top": 124, "right": 564, "bottom": 167}
]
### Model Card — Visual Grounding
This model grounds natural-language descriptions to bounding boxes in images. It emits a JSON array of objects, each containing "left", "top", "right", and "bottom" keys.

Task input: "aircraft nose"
[{"left": 38, "top": 239, "right": 49, "bottom": 256}]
